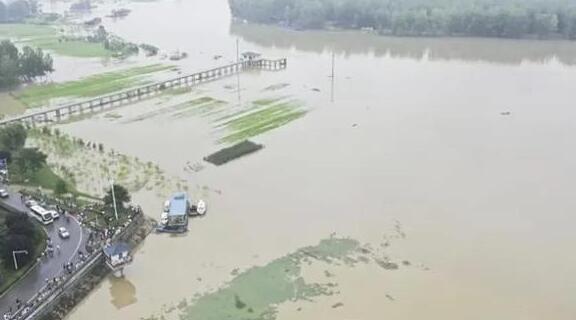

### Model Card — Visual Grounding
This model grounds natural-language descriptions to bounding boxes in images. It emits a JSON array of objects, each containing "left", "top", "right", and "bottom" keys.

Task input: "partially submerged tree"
[{"left": 0, "top": 40, "right": 53, "bottom": 89}]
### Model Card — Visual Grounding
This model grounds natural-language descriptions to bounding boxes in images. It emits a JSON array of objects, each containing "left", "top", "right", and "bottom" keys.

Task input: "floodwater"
[{"left": 33, "top": 0, "right": 576, "bottom": 319}]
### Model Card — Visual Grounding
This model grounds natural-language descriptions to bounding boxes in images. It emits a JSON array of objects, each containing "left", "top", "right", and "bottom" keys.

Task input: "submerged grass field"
[
  {"left": 0, "top": 24, "right": 111, "bottom": 58},
  {"left": 152, "top": 94, "right": 307, "bottom": 145},
  {"left": 17, "top": 64, "right": 174, "bottom": 107},
  {"left": 215, "top": 99, "right": 307, "bottom": 144}
]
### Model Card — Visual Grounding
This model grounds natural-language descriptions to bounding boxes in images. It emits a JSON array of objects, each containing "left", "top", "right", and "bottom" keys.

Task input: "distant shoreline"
[{"left": 232, "top": 17, "right": 572, "bottom": 42}]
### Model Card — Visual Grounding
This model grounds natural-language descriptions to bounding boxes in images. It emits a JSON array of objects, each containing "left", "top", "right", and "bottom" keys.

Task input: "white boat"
[
  {"left": 196, "top": 200, "right": 207, "bottom": 215},
  {"left": 159, "top": 200, "right": 170, "bottom": 225},
  {"left": 160, "top": 212, "right": 168, "bottom": 225}
]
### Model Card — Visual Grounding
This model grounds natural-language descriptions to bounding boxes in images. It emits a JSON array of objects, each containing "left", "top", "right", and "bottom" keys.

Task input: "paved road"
[{"left": 0, "top": 185, "right": 87, "bottom": 316}]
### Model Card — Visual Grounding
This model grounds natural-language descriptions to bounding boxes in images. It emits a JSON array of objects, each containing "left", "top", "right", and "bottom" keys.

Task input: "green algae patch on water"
[
  {"left": 17, "top": 64, "right": 174, "bottom": 107},
  {"left": 175, "top": 237, "right": 362, "bottom": 320}
]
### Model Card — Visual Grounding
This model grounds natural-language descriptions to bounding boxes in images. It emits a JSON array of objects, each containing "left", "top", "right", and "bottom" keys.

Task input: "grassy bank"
[
  {"left": 9, "top": 162, "right": 80, "bottom": 196},
  {"left": 0, "top": 208, "right": 47, "bottom": 295},
  {"left": 27, "top": 128, "right": 188, "bottom": 199},
  {"left": 0, "top": 24, "right": 111, "bottom": 58},
  {"left": 17, "top": 64, "right": 174, "bottom": 107},
  {"left": 27, "top": 165, "right": 71, "bottom": 191}
]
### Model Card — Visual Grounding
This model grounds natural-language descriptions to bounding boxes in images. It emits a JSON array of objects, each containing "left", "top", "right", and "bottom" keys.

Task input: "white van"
[{"left": 30, "top": 205, "right": 54, "bottom": 225}]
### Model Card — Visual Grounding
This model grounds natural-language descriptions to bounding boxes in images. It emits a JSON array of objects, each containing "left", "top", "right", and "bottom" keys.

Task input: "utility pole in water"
[
  {"left": 236, "top": 38, "right": 242, "bottom": 107},
  {"left": 330, "top": 51, "right": 335, "bottom": 103}
]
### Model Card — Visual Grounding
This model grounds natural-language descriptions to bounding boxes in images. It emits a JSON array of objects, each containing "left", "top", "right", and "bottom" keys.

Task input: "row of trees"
[
  {"left": 0, "top": 40, "right": 54, "bottom": 89},
  {"left": 0, "top": 124, "right": 46, "bottom": 271},
  {"left": 0, "top": 210, "right": 42, "bottom": 270},
  {"left": 229, "top": 0, "right": 576, "bottom": 39},
  {"left": 0, "top": 0, "right": 37, "bottom": 22},
  {"left": 0, "top": 124, "right": 48, "bottom": 182}
]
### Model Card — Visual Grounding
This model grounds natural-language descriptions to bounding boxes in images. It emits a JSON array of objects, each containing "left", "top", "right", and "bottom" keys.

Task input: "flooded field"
[{"left": 10, "top": 0, "right": 576, "bottom": 319}]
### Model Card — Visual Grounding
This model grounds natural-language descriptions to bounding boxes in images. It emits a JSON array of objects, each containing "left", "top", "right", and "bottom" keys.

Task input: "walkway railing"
[{"left": 0, "top": 58, "right": 287, "bottom": 127}]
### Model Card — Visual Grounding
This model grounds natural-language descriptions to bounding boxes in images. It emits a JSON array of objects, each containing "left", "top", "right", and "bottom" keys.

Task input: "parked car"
[
  {"left": 0, "top": 189, "right": 8, "bottom": 198},
  {"left": 58, "top": 227, "right": 70, "bottom": 239},
  {"left": 25, "top": 199, "right": 38, "bottom": 208},
  {"left": 48, "top": 210, "right": 60, "bottom": 219}
]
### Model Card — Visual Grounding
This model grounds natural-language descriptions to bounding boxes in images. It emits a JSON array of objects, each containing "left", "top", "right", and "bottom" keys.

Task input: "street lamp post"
[
  {"left": 12, "top": 250, "right": 28, "bottom": 270},
  {"left": 110, "top": 179, "right": 119, "bottom": 221}
]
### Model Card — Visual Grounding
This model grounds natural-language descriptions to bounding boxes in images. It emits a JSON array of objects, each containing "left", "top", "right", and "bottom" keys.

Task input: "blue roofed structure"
[
  {"left": 103, "top": 242, "right": 131, "bottom": 270},
  {"left": 103, "top": 242, "right": 130, "bottom": 258},
  {"left": 166, "top": 192, "right": 189, "bottom": 228},
  {"left": 168, "top": 192, "right": 188, "bottom": 217}
]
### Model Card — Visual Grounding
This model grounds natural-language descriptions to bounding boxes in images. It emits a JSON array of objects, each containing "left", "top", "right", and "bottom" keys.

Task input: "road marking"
[{"left": 67, "top": 215, "right": 83, "bottom": 264}]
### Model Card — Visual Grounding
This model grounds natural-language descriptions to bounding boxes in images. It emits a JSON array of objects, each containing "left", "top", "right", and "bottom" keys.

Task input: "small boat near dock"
[
  {"left": 108, "top": 8, "right": 131, "bottom": 18},
  {"left": 188, "top": 199, "right": 207, "bottom": 217},
  {"left": 196, "top": 200, "right": 206, "bottom": 216},
  {"left": 169, "top": 51, "right": 188, "bottom": 61}
]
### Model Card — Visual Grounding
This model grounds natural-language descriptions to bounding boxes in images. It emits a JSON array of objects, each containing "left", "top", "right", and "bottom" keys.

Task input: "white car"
[
  {"left": 25, "top": 199, "right": 38, "bottom": 208},
  {"left": 58, "top": 227, "right": 70, "bottom": 239},
  {"left": 0, "top": 189, "right": 8, "bottom": 198},
  {"left": 48, "top": 210, "right": 60, "bottom": 219}
]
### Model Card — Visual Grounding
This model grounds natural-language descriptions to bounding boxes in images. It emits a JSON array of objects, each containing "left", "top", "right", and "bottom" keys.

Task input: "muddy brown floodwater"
[{"left": 29, "top": 0, "right": 576, "bottom": 319}]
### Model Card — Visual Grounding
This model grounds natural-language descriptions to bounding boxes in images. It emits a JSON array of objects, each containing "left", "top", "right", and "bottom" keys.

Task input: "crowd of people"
[
  {"left": 3, "top": 249, "right": 93, "bottom": 320},
  {"left": 3, "top": 193, "right": 142, "bottom": 320}
]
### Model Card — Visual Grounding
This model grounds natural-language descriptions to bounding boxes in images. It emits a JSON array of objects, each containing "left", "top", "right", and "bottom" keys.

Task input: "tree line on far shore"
[
  {"left": 0, "top": 40, "right": 53, "bottom": 89},
  {"left": 229, "top": 0, "right": 576, "bottom": 40},
  {"left": 0, "top": 0, "right": 37, "bottom": 22}
]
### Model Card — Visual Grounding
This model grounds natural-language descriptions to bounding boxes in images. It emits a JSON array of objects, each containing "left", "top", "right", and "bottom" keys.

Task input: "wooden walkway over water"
[{"left": 0, "top": 58, "right": 287, "bottom": 126}]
